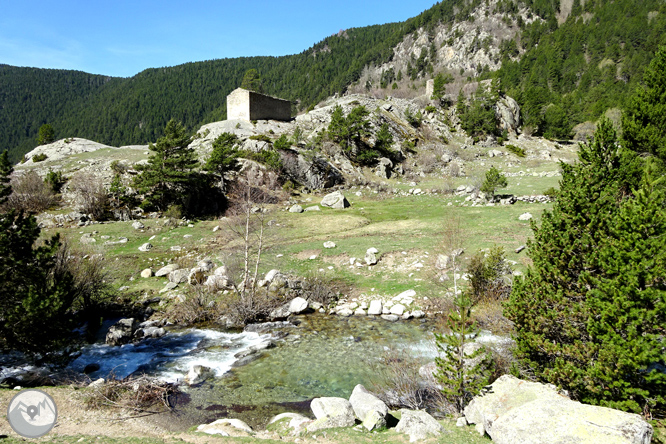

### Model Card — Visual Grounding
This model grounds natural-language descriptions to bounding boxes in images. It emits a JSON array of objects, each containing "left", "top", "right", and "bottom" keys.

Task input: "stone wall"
[{"left": 226, "top": 88, "right": 292, "bottom": 121}]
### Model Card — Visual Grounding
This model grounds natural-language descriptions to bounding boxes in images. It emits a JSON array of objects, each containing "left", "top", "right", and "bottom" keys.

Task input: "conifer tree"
[
  {"left": 435, "top": 292, "right": 493, "bottom": 413},
  {"left": 133, "top": 119, "right": 199, "bottom": 211},
  {"left": 204, "top": 132, "right": 241, "bottom": 175},
  {"left": 0, "top": 150, "right": 13, "bottom": 206},
  {"left": 504, "top": 118, "right": 663, "bottom": 414},
  {"left": 622, "top": 45, "right": 666, "bottom": 164}
]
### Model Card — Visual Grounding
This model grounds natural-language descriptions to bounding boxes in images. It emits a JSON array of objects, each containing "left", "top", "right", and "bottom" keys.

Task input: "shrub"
[
  {"left": 7, "top": 171, "right": 58, "bottom": 213},
  {"left": 273, "top": 134, "right": 291, "bottom": 150},
  {"left": 301, "top": 271, "right": 338, "bottom": 307},
  {"left": 425, "top": 105, "right": 437, "bottom": 113},
  {"left": 467, "top": 246, "right": 512, "bottom": 304},
  {"left": 44, "top": 169, "right": 66, "bottom": 193},
  {"left": 371, "top": 346, "right": 447, "bottom": 412},
  {"left": 32, "top": 153, "right": 48, "bottom": 162},
  {"left": 249, "top": 134, "right": 272, "bottom": 143},
  {"left": 505, "top": 144, "right": 526, "bottom": 157},
  {"left": 543, "top": 186, "right": 559, "bottom": 198},
  {"left": 404, "top": 107, "right": 423, "bottom": 127}
]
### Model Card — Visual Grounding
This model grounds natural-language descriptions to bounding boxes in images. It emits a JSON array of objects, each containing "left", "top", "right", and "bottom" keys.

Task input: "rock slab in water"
[
  {"left": 185, "top": 365, "right": 215, "bottom": 386},
  {"left": 349, "top": 384, "right": 388, "bottom": 431},
  {"left": 307, "top": 397, "right": 356, "bottom": 432},
  {"left": 105, "top": 318, "right": 138, "bottom": 346},
  {"left": 395, "top": 409, "right": 445, "bottom": 442},
  {"left": 464, "top": 375, "right": 652, "bottom": 444}
]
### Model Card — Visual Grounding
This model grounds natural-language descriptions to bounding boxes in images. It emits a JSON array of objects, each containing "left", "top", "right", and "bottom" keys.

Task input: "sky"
[{"left": 0, "top": 0, "right": 439, "bottom": 78}]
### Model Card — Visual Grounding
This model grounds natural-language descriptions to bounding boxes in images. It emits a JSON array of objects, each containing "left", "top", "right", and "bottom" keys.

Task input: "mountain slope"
[{"left": 1, "top": 0, "right": 665, "bottom": 161}]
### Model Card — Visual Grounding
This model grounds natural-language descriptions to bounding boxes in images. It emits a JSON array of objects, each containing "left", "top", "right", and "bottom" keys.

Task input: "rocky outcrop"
[
  {"left": 495, "top": 95, "right": 521, "bottom": 135},
  {"left": 464, "top": 375, "right": 653, "bottom": 444},
  {"left": 280, "top": 149, "right": 344, "bottom": 190}
]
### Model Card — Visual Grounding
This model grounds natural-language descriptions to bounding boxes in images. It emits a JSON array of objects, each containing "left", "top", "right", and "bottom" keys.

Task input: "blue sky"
[{"left": 0, "top": 1, "right": 438, "bottom": 78}]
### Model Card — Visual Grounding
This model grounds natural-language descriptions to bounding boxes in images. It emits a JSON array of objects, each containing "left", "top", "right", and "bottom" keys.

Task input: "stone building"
[{"left": 226, "top": 88, "right": 292, "bottom": 121}]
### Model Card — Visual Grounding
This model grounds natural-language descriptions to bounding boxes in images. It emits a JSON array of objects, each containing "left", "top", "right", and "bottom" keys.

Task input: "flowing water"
[{"left": 69, "top": 314, "right": 441, "bottom": 429}]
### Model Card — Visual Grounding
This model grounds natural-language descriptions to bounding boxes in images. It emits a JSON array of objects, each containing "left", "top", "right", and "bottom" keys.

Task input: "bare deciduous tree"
[
  {"left": 6, "top": 170, "right": 58, "bottom": 213},
  {"left": 68, "top": 173, "right": 109, "bottom": 220}
]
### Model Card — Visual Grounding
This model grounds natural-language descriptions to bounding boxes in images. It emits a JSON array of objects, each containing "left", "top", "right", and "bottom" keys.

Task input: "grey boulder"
[
  {"left": 321, "top": 190, "right": 350, "bottom": 209},
  {"left": 395, "top": 409, "right": 445, "bottom": 442},
  {"left": 349, "top": 384, "right": 388, "bottom": 430},
  {"left": 105, "top": 318, "right": 138, "bottom": 346},
  {"left": 307, "top": 397, "right": 356, "bottom": 432}
]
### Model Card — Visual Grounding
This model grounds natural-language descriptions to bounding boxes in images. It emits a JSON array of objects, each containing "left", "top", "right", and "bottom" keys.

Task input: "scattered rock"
[
  {"left": 381, "top": 314, "right": 399, "bottom": 322},
  {"left": 365, "top": 247, "right": 379, "bottom": 266},
  {"left": 168, "top": 269, "right": 190, "bottom": 284},
  {"left": 320, "top": 190, "right": 350, "bottom": 209},
  {"left": 395, "top": 409, "right": 445, "bottom": 442},
  {"left": 138, "top": 243, "right": 153, "bottom": 252},
  {"left": 390, "top": 304, "right": 405, "bottom": 316},
  {"left": 518, "top": 212, "right": 533, "bottom": 221},
  {"left": 289, "top": 204, "right": 304, "bottom": 213},
  {"left": 268, "top": 412, "right": 312, "bottom": 435},
  {"left": 515, "top": 245, "right": 526, "bottom": 253},
  {"left": 304, "top": 205, "right": 321, "bottom": 212},
  {"left": 367, "top": 300, "right": 383, "bottom": 316},
  {"left": 197, "top": 418, "right": 253, "bottom": 436},
  {"left": 323, "top": 241, "right": 336, "bottom": 248},
  {"left": 140, "top": 268, "right": 153, "bottom": 278},
  {"left": 132, "top": 221, "right": 145, "bottom": 230},
  {"left": 80, "top": 233, "right": 96, "bottom": 244},
  {"left": 155, "top": 264, "right": 178, "bottom": 277}
]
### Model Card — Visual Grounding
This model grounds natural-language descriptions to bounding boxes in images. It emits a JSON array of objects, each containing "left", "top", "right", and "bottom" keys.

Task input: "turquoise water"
[{"left": 71, "top": 314, "right": 440, "bottom": 429}]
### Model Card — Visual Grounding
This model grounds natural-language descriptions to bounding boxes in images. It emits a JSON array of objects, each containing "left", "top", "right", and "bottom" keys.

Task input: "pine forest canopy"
[{"left": 1, "top": 0, "right": 665, "bottom": 162}]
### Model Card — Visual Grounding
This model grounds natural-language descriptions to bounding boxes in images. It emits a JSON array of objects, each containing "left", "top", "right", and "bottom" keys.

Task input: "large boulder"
[
  {"left": 349, "top": 384, "right": 388, "bottom": 430},
  {"left": 395, "top": 409, "right": 445, "bottom": 442},
  {"left": 464, "top": 375, "right": 652, "bottom": 444},
  {"left": 105, "top": 318, "right": 138, "bottom": 346},
  {"left": 365, "top": 247, "right": 379, "bottom": 265},
  {"left": 321, "top": 190, "right": 350, "bottom": 209},
  {"left": 307, "top": 397, "right": 356, "bottom": 432},
  {"left": 288, "top": 297, "right": 309, "bottom": 314}
]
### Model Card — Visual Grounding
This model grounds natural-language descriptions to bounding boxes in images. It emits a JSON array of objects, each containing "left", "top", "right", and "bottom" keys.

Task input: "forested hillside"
[{"left": 1, "top": 0, "right": 665, "bottom": 161}]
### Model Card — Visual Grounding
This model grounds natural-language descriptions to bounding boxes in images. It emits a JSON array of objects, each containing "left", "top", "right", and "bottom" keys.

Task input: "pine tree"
[
  {"left": 133, "top": 120, "right": 199, "bottom": 211},
  {"left": 622, "top": 45, "right": 666, "bottom": 164},
  {"left": 0, "top": 210, "right": 76, "bottom": 353},
  {"left": 37, "top": 124, "right": 55, "bottom": 145},
  {"left": 204, "top": 132, "right": 242, "bottom": 175},
  {"left": 435, "top": 292, "right": 493, "bottom": 413},
  {"left": 480, "top": 166, "right": 508, "bottom": 198},
  {"left": 503, "top": 118, "right": 661, "bottom": 414},
  {"left": 240, "top": 69, "right": 263, "bottom": 93},
  {"left": 0, "top": 150, "right": 13, "bottom": 206}
]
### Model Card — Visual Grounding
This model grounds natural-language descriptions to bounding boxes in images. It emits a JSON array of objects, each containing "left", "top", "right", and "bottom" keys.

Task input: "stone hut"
[{"left": 226, "top": 88, "right": 292, "bottom": 121}]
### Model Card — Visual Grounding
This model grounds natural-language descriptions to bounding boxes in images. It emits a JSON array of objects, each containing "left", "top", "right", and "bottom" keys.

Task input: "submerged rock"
[{"left": 185, "top": 365, "right": 215, "bottom": 386}]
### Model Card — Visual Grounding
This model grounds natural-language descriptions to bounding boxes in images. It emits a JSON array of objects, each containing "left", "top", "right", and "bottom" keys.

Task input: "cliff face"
[{"left": 351, "top": 0, "right": 539, "bottom": 97}]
